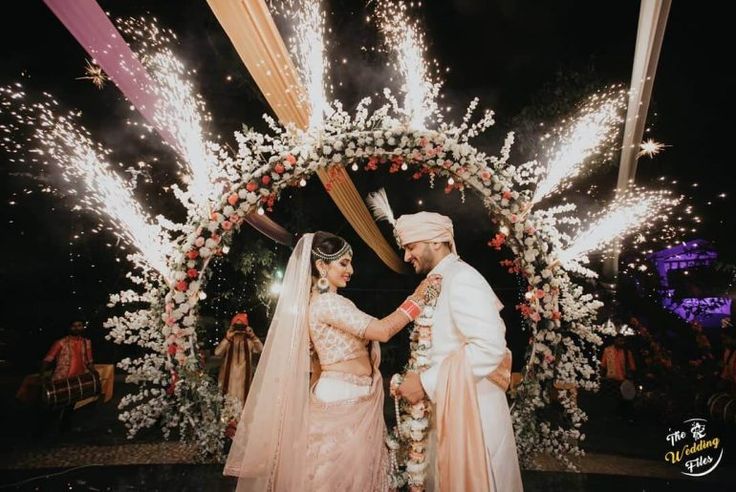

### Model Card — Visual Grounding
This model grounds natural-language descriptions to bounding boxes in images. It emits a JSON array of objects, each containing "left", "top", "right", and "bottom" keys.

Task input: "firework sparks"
[
  {"left": 638, "top": 138, "right": 667, "bottom": 158},
  {"left": 117, "top": 18, "right": 219, "bottom": 212},
  {"left": 76, "top": 59, "right": 108, "bottom": 89},
  {"left": 0, "top": 86, "right": 173, "bottom": 278},
  {"left": 557, "top": 188, "right": 679, "bottom": 266},
  {"left": 532, "top": 88, "right": 626, "bottom": 205},
  {"left": 270, "top": 1, "right": 328, "bottom": 129},
  {"left": 375, "top": 0, "right": 440, "bottom": 129}
]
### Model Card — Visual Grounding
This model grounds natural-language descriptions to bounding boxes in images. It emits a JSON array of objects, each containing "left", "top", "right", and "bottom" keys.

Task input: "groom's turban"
[{"left": 395, "top": 212, "right": 457, "bottom": 254}]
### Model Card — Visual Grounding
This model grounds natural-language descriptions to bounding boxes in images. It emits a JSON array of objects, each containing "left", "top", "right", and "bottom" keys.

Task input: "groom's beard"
[{"left": 412, "top": 250, "right": 435, "bottom": 275}]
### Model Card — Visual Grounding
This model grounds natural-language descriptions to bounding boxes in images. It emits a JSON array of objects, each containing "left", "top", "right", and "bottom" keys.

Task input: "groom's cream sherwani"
[{"left": 420, "top": 253, "right": 523, "bottom": 491}]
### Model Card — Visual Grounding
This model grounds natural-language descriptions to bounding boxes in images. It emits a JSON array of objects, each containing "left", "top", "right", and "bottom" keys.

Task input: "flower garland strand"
[{"left": 389, "top": 275, "right": 442, "bottom": 490}]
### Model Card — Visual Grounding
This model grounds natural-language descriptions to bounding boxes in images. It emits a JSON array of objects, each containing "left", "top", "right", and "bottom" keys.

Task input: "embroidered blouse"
[{"left": 309, "top": 292, "right": 375, "bottom": 366}]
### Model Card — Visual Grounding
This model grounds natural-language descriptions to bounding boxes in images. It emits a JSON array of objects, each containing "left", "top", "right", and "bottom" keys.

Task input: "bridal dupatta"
[{"left": 224, "top": 234, "right": 314, "bottom": 490}]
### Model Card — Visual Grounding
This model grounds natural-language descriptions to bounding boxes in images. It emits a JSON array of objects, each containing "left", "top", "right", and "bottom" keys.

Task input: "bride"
[{"left": 224, "top": 231, "right": 430, "bottom": 491}]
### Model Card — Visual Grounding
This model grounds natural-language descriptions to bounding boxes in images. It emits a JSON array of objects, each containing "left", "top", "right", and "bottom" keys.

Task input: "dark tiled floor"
[{"left": 0, "top": 465, "right": 730, "bottom": 492}]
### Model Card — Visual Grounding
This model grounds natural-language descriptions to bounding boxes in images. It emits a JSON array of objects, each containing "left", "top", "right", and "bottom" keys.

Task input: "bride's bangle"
[{"left": 398, "top": 298, "right": 422, "bottom": 321}]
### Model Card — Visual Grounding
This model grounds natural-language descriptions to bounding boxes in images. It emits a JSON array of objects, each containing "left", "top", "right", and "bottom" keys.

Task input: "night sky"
[{"left": 0, "top": 1, "right": 732, "bottom": 371}]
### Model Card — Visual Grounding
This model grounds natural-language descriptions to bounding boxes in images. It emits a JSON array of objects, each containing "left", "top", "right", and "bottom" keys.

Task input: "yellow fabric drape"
[
  {"left": 316, "top": 166, "right": 408, "bottom": 273},
  {"left": 207, "top": 0, "right": 407, "bottom": 273}
]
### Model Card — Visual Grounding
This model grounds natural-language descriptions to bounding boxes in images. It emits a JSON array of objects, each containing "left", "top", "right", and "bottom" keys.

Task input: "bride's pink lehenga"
[
  {"left": 224, "top": 234, "right": 389, "bottom": 491},
  {"left": 307, "top": 342, "right": 388, "bottom": 491}
]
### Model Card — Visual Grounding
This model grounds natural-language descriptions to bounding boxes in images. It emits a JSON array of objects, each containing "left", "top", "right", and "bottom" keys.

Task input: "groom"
[{"left": 395, "top": 211, "right": 523, "bottom": 491}]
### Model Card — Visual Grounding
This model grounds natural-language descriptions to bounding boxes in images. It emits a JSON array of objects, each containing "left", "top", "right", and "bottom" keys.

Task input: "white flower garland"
[{"left": 388, "top": 276, "right": 442, "bottom": 490}]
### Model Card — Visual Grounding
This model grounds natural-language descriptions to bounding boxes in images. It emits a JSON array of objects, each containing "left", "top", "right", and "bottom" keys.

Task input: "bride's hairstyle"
[{"left": 311, "top": 231, "right": 352, "bottom": 277}]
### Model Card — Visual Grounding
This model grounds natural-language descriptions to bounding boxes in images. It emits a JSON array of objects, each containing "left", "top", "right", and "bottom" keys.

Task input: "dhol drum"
[
  {"left": 42, "top": 371, "right": 101, "bottom": 408},
  {"left": 708, "top": 392, "right": 736, "bottom": 425}
]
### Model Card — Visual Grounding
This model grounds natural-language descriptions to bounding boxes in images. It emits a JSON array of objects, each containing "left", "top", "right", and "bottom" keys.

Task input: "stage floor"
[{"left": 0, "top": 465, "right": 731, "bottom": 491}]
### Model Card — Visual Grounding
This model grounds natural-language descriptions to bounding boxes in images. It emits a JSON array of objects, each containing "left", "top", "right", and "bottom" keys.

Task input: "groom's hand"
[{"left": 399, "top": 371, "right": 426, "bottom": 404}]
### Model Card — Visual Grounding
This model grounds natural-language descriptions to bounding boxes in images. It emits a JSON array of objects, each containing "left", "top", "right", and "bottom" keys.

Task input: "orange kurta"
[
  {"left": 43, "top": 336, "right": 93, "bottom": 381},
  {"left": 601, "top": 346, "right": 636, "bottom": 382}
]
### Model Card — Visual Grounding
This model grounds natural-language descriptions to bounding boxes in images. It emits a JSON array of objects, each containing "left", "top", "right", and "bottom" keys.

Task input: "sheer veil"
[{"left": 224, "top": 233, "right": 314, "bottom": 490}]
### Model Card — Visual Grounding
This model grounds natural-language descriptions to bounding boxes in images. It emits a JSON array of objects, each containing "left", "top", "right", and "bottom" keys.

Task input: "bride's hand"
[
  {"left": 410, "top": 278, "right": 431, "bottom": 304},
  {"left": 410, "top": 274, "right": 441, "bottom": 304}
]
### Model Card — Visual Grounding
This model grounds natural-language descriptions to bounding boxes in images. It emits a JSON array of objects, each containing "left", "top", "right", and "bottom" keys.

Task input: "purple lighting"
[{"left": 650, "top": 239, "right": 730, "bottom": 327}]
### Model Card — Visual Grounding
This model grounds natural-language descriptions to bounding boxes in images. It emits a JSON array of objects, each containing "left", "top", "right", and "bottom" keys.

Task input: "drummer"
[{"left": 41, "top": 320, "right": 95, "bottom": 383}]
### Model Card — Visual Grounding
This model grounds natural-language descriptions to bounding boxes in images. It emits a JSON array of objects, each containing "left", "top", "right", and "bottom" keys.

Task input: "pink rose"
[{"left": 194, "top": 236, "right": 205, "bottom": 248}]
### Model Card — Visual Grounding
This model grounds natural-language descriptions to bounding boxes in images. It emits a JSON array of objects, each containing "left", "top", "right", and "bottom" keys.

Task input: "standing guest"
[
  {"left": 601, "top": 334, "right": 638, "bottom": 423},
  {"left": 41, "top": 320, "right": 95, "bottom": 383},
  {"left": 215, "top": 313, "right": 263, "bottom": 407},
  {"left": 601, "top": 334, "right": 637, "bottom": 383}
]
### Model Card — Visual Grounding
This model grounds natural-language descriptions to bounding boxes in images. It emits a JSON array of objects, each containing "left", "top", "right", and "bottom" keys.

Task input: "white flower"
[
  {"left": 415, "top": 354, "right": 430, "bottom": 367},
  {"left": 406, "top": 461, "right": 428, "bottom": 473}
]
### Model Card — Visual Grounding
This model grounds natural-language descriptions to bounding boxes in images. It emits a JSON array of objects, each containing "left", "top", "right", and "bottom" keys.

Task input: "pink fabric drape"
[
  {"left": 435, "top": 349, "right": 492, "bottom": 492},
  {"left": 43, "top": 0, "right": 293, "bottom": 246}
]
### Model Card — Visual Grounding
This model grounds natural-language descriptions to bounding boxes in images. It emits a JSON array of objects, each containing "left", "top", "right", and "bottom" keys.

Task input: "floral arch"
[{"left": 108, "top": 97, "right": 609, "bottom": 467}]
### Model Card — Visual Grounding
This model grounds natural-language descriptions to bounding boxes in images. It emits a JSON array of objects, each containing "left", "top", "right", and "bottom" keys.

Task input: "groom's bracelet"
[{"left": 398, "top": 299, "right": 422, "bottom": 321}]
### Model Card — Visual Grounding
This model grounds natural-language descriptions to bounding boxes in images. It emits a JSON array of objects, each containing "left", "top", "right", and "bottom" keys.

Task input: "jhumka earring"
[{"left": 317, "top": 270, "right": 330, "bottom": 294}]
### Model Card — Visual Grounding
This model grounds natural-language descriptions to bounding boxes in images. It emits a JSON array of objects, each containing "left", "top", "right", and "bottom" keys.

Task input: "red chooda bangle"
[{"left": 399, "top": 299, "right": 422, "bottom": 321}]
